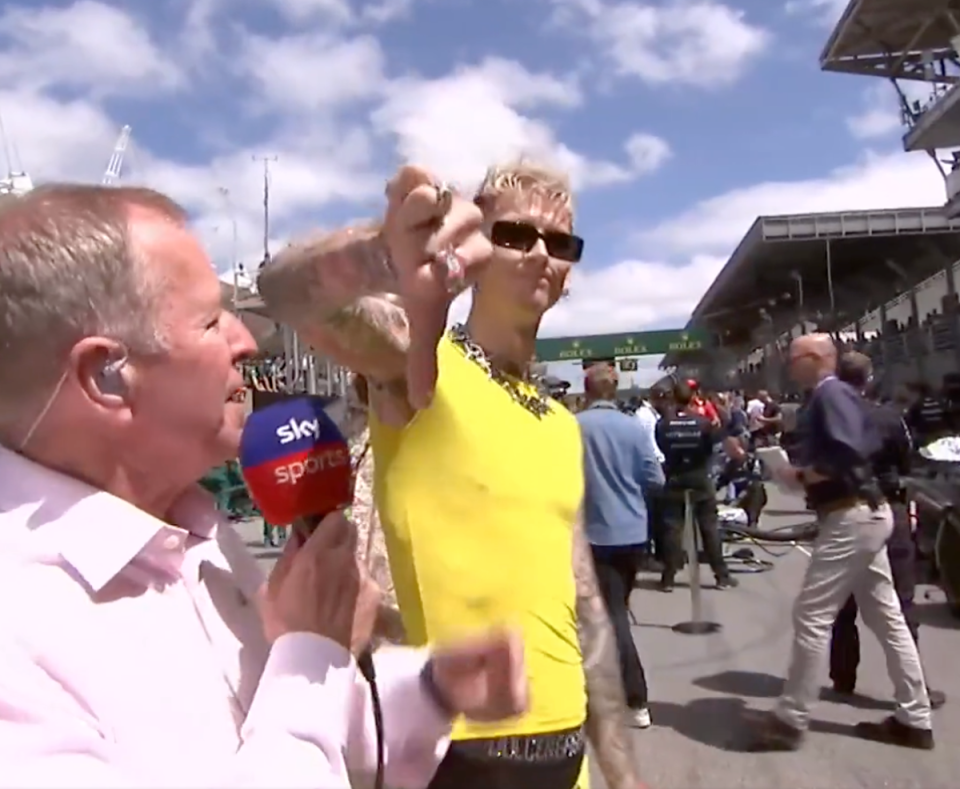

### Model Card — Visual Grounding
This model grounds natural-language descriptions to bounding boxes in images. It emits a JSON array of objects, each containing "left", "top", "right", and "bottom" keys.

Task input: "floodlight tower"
[
  {"left": 0, "top": 109, "right": 33, "bottom": 196},
  {"left": 102, "top": 125, "right": 132, "bottom": 186}
]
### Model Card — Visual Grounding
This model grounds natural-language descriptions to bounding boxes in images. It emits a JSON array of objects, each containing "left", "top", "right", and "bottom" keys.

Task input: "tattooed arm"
[
  {"left": 257, "top": 226, "right": 415, "bottom": 425},
  {"left": 573, "top": 516, "right": 640, "bottom": 789},
  {"left": 257, "top": 225, "right": 411, "bottom": 385}
]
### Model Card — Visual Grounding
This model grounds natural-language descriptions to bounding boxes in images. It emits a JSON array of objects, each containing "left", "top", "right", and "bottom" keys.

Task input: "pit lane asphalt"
[{"left": 237, "top": 485, "right": 960, "bottom": 789}]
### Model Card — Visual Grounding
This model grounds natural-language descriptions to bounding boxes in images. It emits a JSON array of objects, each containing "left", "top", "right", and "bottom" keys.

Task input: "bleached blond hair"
[{"left": 474, "top": 159, "right": 574, "bottom": 227}]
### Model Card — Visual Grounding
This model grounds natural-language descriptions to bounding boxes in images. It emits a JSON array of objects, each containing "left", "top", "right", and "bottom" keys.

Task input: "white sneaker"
[{"left": 630, "top": 708, "right": 652, "bottom": 728}]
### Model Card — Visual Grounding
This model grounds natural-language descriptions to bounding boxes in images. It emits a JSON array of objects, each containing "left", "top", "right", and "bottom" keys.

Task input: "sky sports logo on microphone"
[
  {"left": 276, "top": 417, "right": 321, "bottom": 445},
  {"left": 274, "top": 446, "right": 349, "bottom": 484},
  {"left": 239, "top": 396, "right": 355, "bottom": 525}
]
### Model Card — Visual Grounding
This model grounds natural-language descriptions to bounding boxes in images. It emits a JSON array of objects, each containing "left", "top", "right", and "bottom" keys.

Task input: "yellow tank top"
[{"left": 370, "top": 335, "right": 587, "bottom": 741}]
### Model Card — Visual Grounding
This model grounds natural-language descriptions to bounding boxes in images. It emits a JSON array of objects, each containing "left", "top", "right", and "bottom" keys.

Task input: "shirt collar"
[
  {"left": 0, "top": 444, "right": 220, "bottom": 592},
  {"left": 587, "top": 400, "right": 619, "bottom": 410}
]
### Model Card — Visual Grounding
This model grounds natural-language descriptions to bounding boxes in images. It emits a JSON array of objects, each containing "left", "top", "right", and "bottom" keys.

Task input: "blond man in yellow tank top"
[{"left": 258, "top": 162, "right": 647, "bottom": 789}]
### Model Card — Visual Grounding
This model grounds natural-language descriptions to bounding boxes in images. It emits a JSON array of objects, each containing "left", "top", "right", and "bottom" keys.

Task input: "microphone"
[
  {"left": 238, "top": 395, "right": 354, "bottom": 529},
  {"left": 238, "top": 395, "right": 384, "bottom": 789}
]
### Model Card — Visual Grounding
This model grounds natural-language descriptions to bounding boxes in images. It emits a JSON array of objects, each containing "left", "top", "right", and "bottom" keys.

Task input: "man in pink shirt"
[{"left": 0, "top": 185, "right": 527, "bottom": 788}]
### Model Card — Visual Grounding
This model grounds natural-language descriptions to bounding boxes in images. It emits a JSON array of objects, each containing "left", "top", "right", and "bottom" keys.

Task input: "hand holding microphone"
[
  {"left": 260, "top": 512, "right": 381, "bottom": 653},
  {"left": 239, "top": 395, "right": 530, "bottom": 723},
  {"left": 240, "top": 396, "right": 380, "bottom": 653}
]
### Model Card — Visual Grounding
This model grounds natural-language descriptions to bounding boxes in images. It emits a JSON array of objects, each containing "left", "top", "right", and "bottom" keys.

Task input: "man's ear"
[{"left": 69, "top": 337, "right": 129, "bottom": 408}]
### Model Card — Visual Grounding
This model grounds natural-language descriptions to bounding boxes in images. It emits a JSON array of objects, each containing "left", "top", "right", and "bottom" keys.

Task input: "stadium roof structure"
[
  {"left": 903, "top": 83, "right": 960, "bottom": 150},
  {"left": 820, "top": 0, "right": 960, "bottom": 83},
  {"left": 661, "top": 207, "right": 960, "bottom": 368}
]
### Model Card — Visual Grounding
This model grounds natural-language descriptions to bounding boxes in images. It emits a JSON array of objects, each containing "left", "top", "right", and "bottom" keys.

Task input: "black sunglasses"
[{"left": 490, "top": 220, "right": 584, "bottom": 263}]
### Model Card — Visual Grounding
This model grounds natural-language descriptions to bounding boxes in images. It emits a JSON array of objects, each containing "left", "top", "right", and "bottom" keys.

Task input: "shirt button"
[{"left": 162, "top": 534, "right": 182, "bottom": 550}]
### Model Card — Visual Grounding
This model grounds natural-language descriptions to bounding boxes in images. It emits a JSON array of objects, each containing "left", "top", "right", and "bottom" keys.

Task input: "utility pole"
[
  {"left": 252, "top": 154, "right": 278, "bottom": 270},
  {"left": 218, "top": 186, "right": 240, "bottom": 308}
]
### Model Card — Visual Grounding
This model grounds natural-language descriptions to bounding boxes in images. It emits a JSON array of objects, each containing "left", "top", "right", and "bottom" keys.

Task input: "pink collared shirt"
[{"left": 0, "top": 446, "right": 451, "bottom": 788}]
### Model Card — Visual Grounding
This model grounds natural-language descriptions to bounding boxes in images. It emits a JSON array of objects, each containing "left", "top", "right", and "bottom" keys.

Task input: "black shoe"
[
  {"left": 928, "top": 688, "right": 946, "bottom": 710},
  {"left": 658, "top": 577, "right": 675, "bottom": 593},
  {"left": 854, "top": 716, "right": 934, "bottom": 749},
  {"left": 716, "top": 575, "right": 739, "bottom": 589}
]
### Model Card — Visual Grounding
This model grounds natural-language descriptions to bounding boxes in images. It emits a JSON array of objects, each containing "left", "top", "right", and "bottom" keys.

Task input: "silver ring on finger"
[
  {"left": 434, "top": 181, "right": 453, "bottom": 215},
  {"left": 435, "top": 247, "right": 467, "bottom": 295}
]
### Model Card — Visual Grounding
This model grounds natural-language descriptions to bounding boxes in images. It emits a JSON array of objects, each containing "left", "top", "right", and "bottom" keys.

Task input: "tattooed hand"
[{"left": 381, "top": 165, "right": 491, "bottom": 409}]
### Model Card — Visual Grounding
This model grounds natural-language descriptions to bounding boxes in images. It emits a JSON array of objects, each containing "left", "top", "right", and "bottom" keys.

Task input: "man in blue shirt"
[{"left": 578, "top": 363, "right": 665, "bottom": 729}]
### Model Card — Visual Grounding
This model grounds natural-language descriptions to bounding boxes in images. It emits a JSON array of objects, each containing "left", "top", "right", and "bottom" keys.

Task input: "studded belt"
[{"left": 452, "top": 726, "right": 585, "bottom": 764}]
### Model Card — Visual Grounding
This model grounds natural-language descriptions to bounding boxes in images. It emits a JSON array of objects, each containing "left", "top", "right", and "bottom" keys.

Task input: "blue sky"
[{"left": 0, "top": 0, "right": 949, "bottom": 386}]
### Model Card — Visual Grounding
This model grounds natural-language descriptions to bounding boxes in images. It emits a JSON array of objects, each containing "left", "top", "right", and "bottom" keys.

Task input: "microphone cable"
[
  {"left": 298, "top": 508, "right": 384, "bottom": 789},
  {"left": 350, "top": 447, "right": 383, "bottom": 789},
  {"left": 357, "top": 651, "right": 385, "bottom": 789}
]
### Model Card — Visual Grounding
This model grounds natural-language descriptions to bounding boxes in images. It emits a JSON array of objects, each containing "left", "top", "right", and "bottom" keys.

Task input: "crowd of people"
[
  {"left": 564, "top": 338, "right": 946, "bottom": 753},
  {"left": 0, "top": 163, "right": 949, "bottom": 789}
]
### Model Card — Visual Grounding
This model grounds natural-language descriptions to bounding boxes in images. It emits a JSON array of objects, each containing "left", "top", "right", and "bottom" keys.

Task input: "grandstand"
[
  {"left": 657, "top": 2, "right": 960, "bottom": 395},
  {"left": 661, "top": 208, "right": 960, "bottom": 394},
  {"left": 821, "top": 0, "right": 960, "bottom": 214}
]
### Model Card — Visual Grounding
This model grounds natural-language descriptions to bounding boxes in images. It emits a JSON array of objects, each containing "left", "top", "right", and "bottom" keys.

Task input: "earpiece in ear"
[{"left": 97, "top": 356, "right": 128, "bottom": 397}]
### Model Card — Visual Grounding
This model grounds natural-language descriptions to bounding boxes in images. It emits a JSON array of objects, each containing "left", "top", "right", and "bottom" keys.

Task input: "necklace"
[{"left": 448, "top": 323, "right": 552, "bottom": 418}]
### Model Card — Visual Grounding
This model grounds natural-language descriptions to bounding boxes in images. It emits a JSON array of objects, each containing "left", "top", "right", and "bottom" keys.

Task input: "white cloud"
[
  {"left": 543, "top": 254, "right": 726, "bottom": 333},
  {"left": 448, "top": 254, "right": 724, "bottom": 339},
  {"left": 551, "top": 0, "right": 770, "bottom": 87},
  {"left": 1, "top": 2, "right": 672, "bottom": 288},
  {"left": 239, "top": 31, "right": 387, "bottom": 113},
  {"left": 362, "top": 0, "right": 415, "bottom": 23},
  {"left": 254, "top": 0, "right": 416, "bottom": 24},
  {"left": 624, "top": 133, "right": 672, "bottom": 174},
  {"left": 847, "top": 105, "right": 901, "bottom": 140},
  {"left": 0, "top": 1, "right": 182, "bottom": 96},
  {"left": 784, "top": 0, "right": 849, "bottom": 27},
  {"left": 259, "top": 0, "right": 353, "bottom": 23},
  {"left": 639, "top": 150, "right": 946, "bottom": 256},
  {"left": 372, "top": 57, "right": 669, "bottom": 190}
]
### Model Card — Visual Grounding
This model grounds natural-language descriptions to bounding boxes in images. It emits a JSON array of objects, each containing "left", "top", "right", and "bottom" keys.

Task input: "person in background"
[
  {"left": 655, "top": 381, "right": 740, "bottom": 592},
  {"left": 0, "top": 184, "right": 526, "bottom": 786},
  {"left": 651, "top": 386, "right": 673, "bottom": 419},
  {"left": 745, "top": 390, "right": 766, "bottom": 437},
  {"left": 829, "top": 353, "right": 946, "bottom": 710},
  {"left": 634, "top": 390, "right": 665, "bottom": 465},
  {"left": 688, "top": 380, "right": 719, "bottom": 425},
  {"left": 262, "top": 519, "right": 288, "bottom": 547},
  {"left": 578, "top": 363, "right": 665, "bottom": 730},
  {"left": 710, "top": 392, "right": 731, "bottom": 426},
  {"left": 905, "top": 381, "right": 950, "bottom": 446},
  {"left": 727, "top": 394, "right": 749, "bottom": 439},
  {"left": 646, "top": 386, "right": 673, "bottom": 569},
  {"left": 757, "top": 391, "right": 783, "bottom": 445},
  {"left": 747, "top": 334, "right": 932, "bottom": 751}
]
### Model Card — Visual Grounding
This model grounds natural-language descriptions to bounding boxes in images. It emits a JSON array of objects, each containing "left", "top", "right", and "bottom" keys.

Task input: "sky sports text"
[
  {"left": 273, "top": 448, "right": 350, "bottom": 484},
  {"left": 276, "top": 417, "right": 325, "bottom": 445}
]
